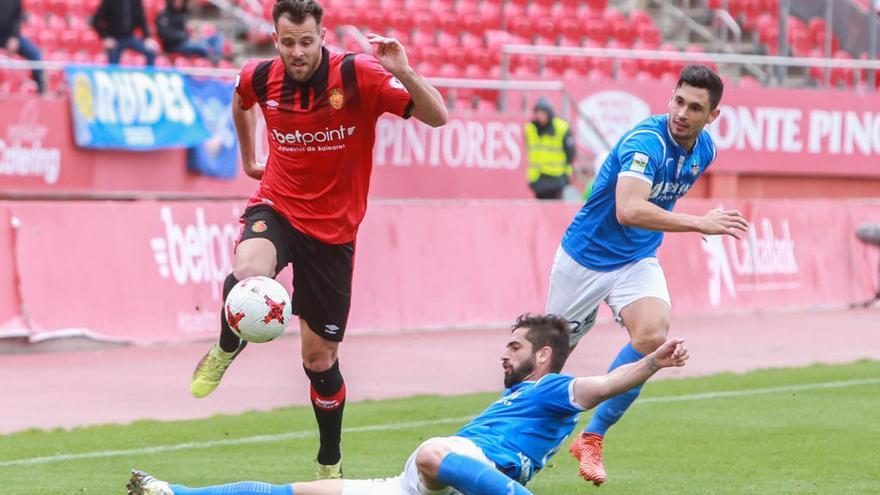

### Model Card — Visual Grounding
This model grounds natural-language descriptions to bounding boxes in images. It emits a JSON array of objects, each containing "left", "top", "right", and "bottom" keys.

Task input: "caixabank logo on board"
[{"left": 702, "top": 217, "right": 800, "bottom": 306}]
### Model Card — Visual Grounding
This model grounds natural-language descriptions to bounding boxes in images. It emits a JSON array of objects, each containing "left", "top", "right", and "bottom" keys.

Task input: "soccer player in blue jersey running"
[
  {"left": 549, "top": 64, "right": 749, "bottom": 486},
  {"left": 127, "top": 313, "right": 689, "bottom": 495}
]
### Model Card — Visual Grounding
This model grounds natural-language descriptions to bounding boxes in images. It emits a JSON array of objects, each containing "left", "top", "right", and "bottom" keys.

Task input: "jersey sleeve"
[
  {"left": 535, "top": 374, "right": 586, "bottom": 415},
  {"left": 235, "top": 59, "right": 261, "bottom": 110},
  {"left": 617, "top": 130, "right": 666, "bottom": 184},
  {"left": 702, "top": 132, "right": 718, "bottom": 169},
  {"left": 356, "top": 55, "right": 413, "bottom": 118}
]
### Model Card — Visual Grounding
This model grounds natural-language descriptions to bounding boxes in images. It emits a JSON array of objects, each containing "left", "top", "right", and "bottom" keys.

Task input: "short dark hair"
[
  {"left": 273, "top": 0, "right": 324, "bottom": 26},
  {"left": 511, "top": 313, "right": 571, "bottom": 373},
  {"left": 676, "top": 64, "right": 724, "bottom": 110}
]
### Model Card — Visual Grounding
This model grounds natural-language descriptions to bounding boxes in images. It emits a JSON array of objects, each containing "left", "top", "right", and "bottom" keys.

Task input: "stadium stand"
[{"left": 2, "top": 0, "right": 878, "bottom": 100}]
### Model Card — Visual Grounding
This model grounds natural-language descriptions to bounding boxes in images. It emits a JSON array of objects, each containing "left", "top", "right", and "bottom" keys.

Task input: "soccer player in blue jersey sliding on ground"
[
  {"left": 127, "top": 313, "right": 689, "bottom": 495},
  {"left": 551, "top": 64, "right": 749, "bottom": 486}
]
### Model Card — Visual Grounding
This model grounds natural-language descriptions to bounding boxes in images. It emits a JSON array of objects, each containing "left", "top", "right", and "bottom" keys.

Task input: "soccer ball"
[{"left": 224, "top": 276, "right": 292, "bottom": 343}]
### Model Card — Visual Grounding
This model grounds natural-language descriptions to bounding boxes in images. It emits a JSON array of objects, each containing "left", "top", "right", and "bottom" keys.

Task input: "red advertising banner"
[
  {"left": 1, "top": 95, "right": 532, "bottom": 199},
  {"left": 0, "top": 208, "right": 25, "bottom": 337},
  {"left": 0, "top": 199, "right": 877, "bottom": 344},
  {"left": 369, "top": 113, "right": 531, "bottom": 199},
  {"left": 662, "top": 199, "right": 879, "bottom": 313},
  {"left": 251, "top": 109, "right": 533, "bottom": 199},
  {"left": 567, "top": 79, "right": 880, "bottom": 178}
]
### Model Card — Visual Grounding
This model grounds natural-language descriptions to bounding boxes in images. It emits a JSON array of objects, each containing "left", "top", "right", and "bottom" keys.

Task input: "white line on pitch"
[{"left": 1, "top": 377, "right": 878, "bottom": 468}]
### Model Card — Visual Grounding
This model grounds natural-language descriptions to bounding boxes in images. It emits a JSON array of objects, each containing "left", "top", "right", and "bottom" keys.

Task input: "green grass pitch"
[{"left": 2, "top": 360, "right": 878, "bottom": 494}]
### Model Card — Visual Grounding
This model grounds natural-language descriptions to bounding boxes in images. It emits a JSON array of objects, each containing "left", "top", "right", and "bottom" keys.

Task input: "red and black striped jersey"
[{"left": 236, "top": 47, "right": 412, "bottom": 244}]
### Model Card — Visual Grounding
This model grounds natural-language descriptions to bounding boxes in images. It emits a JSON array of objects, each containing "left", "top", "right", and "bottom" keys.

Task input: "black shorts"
[{"left": 238, "top": 204, "right": 353, "bottom": 342}]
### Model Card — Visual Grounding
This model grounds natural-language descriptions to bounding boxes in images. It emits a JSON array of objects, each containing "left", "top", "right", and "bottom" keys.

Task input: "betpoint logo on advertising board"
[
  {"left": 0, "top": 100, "right": 61, "bottom": 185},
  {"left": 150, "top": 207, "right": 240, "bottom": 300},
  {"left": 576, "top": 91, "right": 652, "bottom": 170},
  {"left": 702, "top": 217, "right": 799, "bottom": 306}
]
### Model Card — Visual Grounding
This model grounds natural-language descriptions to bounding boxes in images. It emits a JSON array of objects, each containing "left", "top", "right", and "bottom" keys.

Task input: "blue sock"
[
  {"left": 169, "top": 482, "right": 293, "bottom": 495},
  {"left": 437, "top": 453, "right": 533, "bottom": 495},
  {"left": 585, "top": 342, "right": 646, "bottom": 436}
]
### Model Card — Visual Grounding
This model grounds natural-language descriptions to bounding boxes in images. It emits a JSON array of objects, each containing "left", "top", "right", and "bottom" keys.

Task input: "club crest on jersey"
[
  {"left": 329, "top": 88, "right": 344, "bottom": 110},
  {"left": 690, "top": 159, "right": 700, "bottom": 175},
  {"left": 252, "top": 220, "right": 267, "bottom": 233}
]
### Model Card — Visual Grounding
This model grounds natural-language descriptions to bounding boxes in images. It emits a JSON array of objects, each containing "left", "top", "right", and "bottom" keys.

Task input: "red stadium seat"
[
  {"left": 508, "top": 17, "right": 533, "bottom": 40},
  {"left": 612, "top": 18, "right": 636, "bottom": 46},
  {"left": 410, "top": 30, "right": 434, "bottom": 48},
  {"left": 60, "top": 28, "right": 79, "bottom": 48},
  {"left": 66, "top": 0, "right": 88, "bottom": 18},
  {"left": 436, "top": 31, "right": 458, "bottom": 49},
  {"left": 560, "top": 18, "right": 584, "bottom": 42},
  {"left": 419, "top": 45, "right": 441, "bottom": 65},
  {"left": 629, "top": 9, "right": 654, "bottom": 28},
  {"left": 23, "top": 0, "right": 46, "bottom": 12},
  {"left": 511, "top": 53, "right": 540, "bottom": 74},
  {"left": 67, "top": 14, "right": 89, "bottom": 32},
  {"left": 478, "top": 2, "right": 502, "bottom": 30},
  {"left": 536, "top": 19, "right": 557, "bottom": 41},
  {"left": 438, "top": 63, "right": 460, "bottom": 78},
  {"left": 603, "top": 8, "right": 626, "bottom": 26},
  {"left": 46, "top": 0, "right": 67, "bottom": 16},
  {"left": 46, "top": 14, "right": 66, "bottom": 31},
  {"left": 636, "top": 23, "right": 662, "bottom": 46},
  {"left": 24, "top": 13, "right": 45, "bottom": 31},
  {"left": 584, "top": 20, "right": 610, "bottom": 44},
  {"left": 77, "top": 30, "right": 101, "bottom": 55}
]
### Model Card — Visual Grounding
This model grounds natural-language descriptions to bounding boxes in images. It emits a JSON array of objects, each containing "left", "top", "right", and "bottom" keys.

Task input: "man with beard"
[
  {"left": 187, "top": 0, "right": 447, "bottom": 480},
  {"left": 128, "top": 313, "right": 689, "bottom": 495}
]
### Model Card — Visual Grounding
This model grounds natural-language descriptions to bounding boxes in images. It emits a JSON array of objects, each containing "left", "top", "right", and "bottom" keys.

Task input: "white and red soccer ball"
[{"left": 224, "top": 276, "right": 292, "bottom": 343}]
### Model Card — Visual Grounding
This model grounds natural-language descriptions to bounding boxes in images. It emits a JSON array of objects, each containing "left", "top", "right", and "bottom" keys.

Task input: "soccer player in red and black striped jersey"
[{"left": 188, "top": 0, "right": 447, "bottom": 479}]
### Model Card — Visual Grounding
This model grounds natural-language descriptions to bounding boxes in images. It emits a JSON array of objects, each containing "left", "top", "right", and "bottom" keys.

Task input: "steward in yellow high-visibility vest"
[{"left": 523, "top": 97, "right": 576, "bottom": 199}]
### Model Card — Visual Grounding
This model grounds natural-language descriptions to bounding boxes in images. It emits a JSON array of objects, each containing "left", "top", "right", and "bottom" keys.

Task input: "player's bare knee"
[
  {"left": 632, "top": 331, "right": 668, "bottom": 353},
  {"left": 232, "top": 255, "right": 275, "bottom": 279},
  {"left": 415, "top": 440, "right": 452, "bottom": 480},
  {"left": 302, "top": 350, "right": 338, "bottom": 372}
]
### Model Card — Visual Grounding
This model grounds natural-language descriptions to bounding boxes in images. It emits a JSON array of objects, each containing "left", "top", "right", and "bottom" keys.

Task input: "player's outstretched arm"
[
  {"left": 367, "top": 33, "right": 448, "bottom": 127},
  {"left": 616, "top": 177, "right": 749, "bottom": 238},
  {"left": 231, "top": 91, "right": 264, "bottom": 180},
  {"left": 572, "top": 338, "right": 689, "bottom": 410}
]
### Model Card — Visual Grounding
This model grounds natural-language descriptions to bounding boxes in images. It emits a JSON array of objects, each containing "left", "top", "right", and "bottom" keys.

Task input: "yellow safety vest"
[{"left": 524, "top": 117, "right": 572, "bottom": 183}]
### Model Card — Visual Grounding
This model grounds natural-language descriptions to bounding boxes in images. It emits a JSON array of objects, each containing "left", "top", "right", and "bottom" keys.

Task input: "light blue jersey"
[
  {"left": 455, "top": 374, "right": 584, "bottom": 484},
  {"left": 562, "top": 114, "right": 717, "bottom": 271}
]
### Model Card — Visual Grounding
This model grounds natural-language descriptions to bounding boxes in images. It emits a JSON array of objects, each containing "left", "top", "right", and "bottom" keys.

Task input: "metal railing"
[{"left": 500, "top": 44, "right": 880, "bottom": 88}]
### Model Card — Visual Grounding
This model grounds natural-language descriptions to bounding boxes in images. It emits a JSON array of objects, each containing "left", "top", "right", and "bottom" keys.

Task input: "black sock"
[
  {"left": 304, "top": 360, "right": 346, "bottom": 465},
  {"left": 218, "top": 273, "right": 243, "bottom": 353}
]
